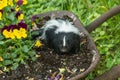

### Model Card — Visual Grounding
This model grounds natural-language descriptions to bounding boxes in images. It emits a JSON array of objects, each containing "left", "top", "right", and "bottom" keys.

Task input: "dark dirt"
[
  {"left": 0, "top": 15, "right": 93, "bottom": 80},
  {"left": 0, "top": 35, "right": 93, "bottom": 80}
]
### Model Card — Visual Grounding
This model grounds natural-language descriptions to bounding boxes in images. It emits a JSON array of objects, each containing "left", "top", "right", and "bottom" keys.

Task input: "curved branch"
[
  {"left": 86, "top": 6, "right": 120, "bottom": 33},
  {"left": 95, "top": 64, "right": 120, "bottom": 80}
]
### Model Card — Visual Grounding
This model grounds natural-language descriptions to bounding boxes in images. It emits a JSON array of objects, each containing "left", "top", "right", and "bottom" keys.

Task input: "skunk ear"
[{"left": 31, "top": 28, "right": 44, "bottom": 39}]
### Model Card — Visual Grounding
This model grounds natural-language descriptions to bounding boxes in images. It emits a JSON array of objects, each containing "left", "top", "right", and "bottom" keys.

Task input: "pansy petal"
[
  {"left": 9, "top": 25, "right": 18, "bottom": 31},
  {"left": 18, "top": 21, "right": 27, "bottom": 29},
  {"left": 35, "top": 40, "right": 43, "bottom": 47},
  {"left": 1, "top": 26, "right": 9, "bottom": 32},
  {"left": 31, "top": 15, "right": 37, "bottom": 21},
  {"left": 17, "top": 0, "right": 23, "bottom": 6},
  {"left": 15, "top": 11, "right": 22, "bottom": 18}
]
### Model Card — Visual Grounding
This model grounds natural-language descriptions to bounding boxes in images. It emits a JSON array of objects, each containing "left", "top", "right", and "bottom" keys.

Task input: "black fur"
[
  {"left": 52, "top": 32, "right": 80, "bottom": 54},
  {"left": 45, "top": 27, "right": 80, "bottom": 54}
]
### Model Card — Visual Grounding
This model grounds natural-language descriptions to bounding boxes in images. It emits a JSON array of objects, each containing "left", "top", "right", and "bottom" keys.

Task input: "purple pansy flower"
[
  {"left": 1, "top": 26, "right": 9, "bottom": 33},
  {"left": 9, "top": 25, "right": 18, "bottom": 30},
  {"left": 54, "top": 75, "right": 61, "bottom": 80},
  {"left": 48, "top": 74, "right": 61, "bottom": 80},
  {"left": 18, "top": 20, "right": 27, "bottom": 29},
  {"left": 17, "top": 0, "right": 23, "bottom": 6},
  {"left": 1, "top": 25, "right": 17, "bottom": 33},
  {"left": 1, "top": 21, "right": 27, "bottom": 33},
  {"left": 31, "top": 15, "right": 37, "bottom": 22},
  {"left": 0, "top": 10, "right": 3, "bottom": 14},
  {"left": 15, "top": 11, "right": 22, "bottom": 18}
]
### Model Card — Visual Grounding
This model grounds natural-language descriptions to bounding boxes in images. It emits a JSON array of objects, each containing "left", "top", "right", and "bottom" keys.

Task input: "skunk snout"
[{"left": 60, "top": 46, "right": 68, "bottom": 53}]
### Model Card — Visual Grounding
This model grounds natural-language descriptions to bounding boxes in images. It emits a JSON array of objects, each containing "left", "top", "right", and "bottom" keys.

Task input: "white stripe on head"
[
  {"left": 54, "top": 19, "right": 80, "bottom": 35},
  {"left": 63, "top": 36, "right": 66, "bottom": 47}
]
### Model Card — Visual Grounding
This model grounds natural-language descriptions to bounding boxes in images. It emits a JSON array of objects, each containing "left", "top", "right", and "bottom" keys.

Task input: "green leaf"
[
  {"left": 22, "top": 45, "right": 29, "bottom": 53},
  {"left": 12, "top": 63, "right": 19, "bottom": 70},
  {"left": 0, "top": 41, "right": 4, "bottom": 45},
  {"left": 8, "top": 13, "right": 15, "bottom": 21},
  {"left": 2, "top": 54, "right": 10, "bottom": 59},
  {"left": 29, "top": 51, "right": 36, "bottom": 56},
  {"left": 0, "top": 63, "right": 3, "bottom": 67},
  {"left": 0, "top": 34, "right": 4, "bottom": 40},
  {"left": 4, "top": 60, "right": 13, "bottom": 65},
  {"left": 31, "top": 30, "right": 40, "bottom": 37},
  {"left": 31, "top": 57, "right": 37, "bottom": 61},
  {"left": 4, "top": 6, "right": 11, "bottom": 11},
  {"left": 13, "top": 58, "right": 20, "bottom": 62},
  {"left": 11, "top": 53, "right": 17, "bottom": 58},
  {"left": 20, "top": 59, "right": 26, "bottom": 64},
  {"left": 100, "top": 31, "right": 105, "bottom": 35}
]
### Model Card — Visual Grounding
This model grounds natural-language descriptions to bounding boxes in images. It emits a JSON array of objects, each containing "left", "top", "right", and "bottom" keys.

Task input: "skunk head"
[
  {"left": 52, "top": 32, "right": 80, "bottom": 53},
  {"left": 41, "top": 19, "right": 81, "bottom": 54}
]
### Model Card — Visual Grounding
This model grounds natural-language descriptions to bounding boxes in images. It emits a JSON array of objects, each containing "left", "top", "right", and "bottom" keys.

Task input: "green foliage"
[
  {"left": 0, "top": 0, "right": 36, "bottom": 71},
  {"left": 0, "top": 39, "right": 36, "bottom": 70}
]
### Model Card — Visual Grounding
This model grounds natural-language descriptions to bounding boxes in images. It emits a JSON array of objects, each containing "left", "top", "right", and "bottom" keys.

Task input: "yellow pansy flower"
[
  {"left": 0, "top": 12, "right": 2, "bottom": 20},
  {"left": 13, "top": 29, "right": 21, "bottom": 39},
  {"left": 3, "top": 29, "right": 15, "bottom": 39},
  {"left": 35, "top": 40, "right": 43, "bottom": 47},
  {"left": 0, "top": 56, "right": 3, "bottom": 61},
  {"left": 0, "top": 0, "right": 7, "bottom": 10},
  {"left": 13, "top": 28, "right": 27, "bottom": 39},
  {"left": 9, "top": 30, "right": 15, "bottom": 39},
  {"left": 8, "top": 0, "right": 14, "bottom": 6},
  {"left": 15, "top": 0, "right": 18, "bottom": 2},
  {"left": 15, "top": 6, "right": 20, "bottom": 12},
  {"left": 23, "top": 0, "right": 28, "bottom": 5},
  {"left": 18, "top": 14, "right": 24, "bottom": 20},
  {"left": 3, "top": 30, "right": 10, "bottom": 38},
  {"left": 19, "top": 28, "right": 27, "bottom": 38}
]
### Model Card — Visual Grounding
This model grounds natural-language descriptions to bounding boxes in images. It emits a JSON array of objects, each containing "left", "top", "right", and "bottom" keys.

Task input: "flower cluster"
[
  {"left": 0, "top": 0, "right": 27, "bottom": 10},
  {"left": 0, "top": 0, "right": 28, "bottom": 39},
  {"left": 0, "top": 0, "right": 28, "bottom": 20},
  {"left": 0, "top": 0, "right": 38, "bottom": 71},
  {"left": 2, "top": 21, "right": 27, "bottom": 39},
  {"left": 15, "top": 0, "right": 28, "bottom": 20},
  {"left": 16, "top": 11, "right": 24, "bottom": 20}
]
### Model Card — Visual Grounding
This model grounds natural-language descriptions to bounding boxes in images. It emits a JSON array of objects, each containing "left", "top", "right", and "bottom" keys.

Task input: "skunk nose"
[{"left": 60, "top": 47, "right": 68, "bottom": 53}]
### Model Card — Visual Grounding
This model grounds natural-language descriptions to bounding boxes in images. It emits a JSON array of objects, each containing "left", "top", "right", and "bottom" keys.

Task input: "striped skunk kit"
[
  {"left": 0, "top": 11, "right": 99, "bottom": 80},
  {"left": 30, "top": 11, "right": 99, "bottom": 80}
]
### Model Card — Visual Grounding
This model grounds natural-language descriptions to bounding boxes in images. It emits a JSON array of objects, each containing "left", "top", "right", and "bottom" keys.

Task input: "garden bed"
[
  {"left": 0, "top": 12, "right": 95, "bottom": 80},
  {"left": 0, "top": 33, "right": 93, "bottom": 80}
]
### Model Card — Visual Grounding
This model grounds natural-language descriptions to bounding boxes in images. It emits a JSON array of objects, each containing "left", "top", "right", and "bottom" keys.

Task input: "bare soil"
[{"left": 0, "top": 34, "right": 93, "bottom": 80}]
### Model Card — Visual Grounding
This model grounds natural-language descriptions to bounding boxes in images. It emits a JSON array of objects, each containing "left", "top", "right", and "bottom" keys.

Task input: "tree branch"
[{"left": 95, "top": 64, "right": 120, "bottom": 80}]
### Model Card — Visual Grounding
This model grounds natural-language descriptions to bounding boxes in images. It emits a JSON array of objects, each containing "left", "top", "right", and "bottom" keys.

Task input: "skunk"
[{"left": 32, "top": 19, "right": 82, "bottom": 54}]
